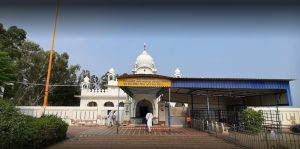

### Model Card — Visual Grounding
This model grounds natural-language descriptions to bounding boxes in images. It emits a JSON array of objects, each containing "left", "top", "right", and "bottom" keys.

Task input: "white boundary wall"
[
  {"left": 250, "top": 106, "right": 300, "bottom": 127},
  {"left": 17, "top": 106, "right": 300, "bottom": 127},
  {"left": 17, "top": 106, "right": 124, "bottom": 126}
]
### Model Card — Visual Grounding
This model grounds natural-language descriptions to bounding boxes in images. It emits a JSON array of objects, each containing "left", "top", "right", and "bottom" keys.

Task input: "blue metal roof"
[
  {"left": 171, "top": 78, "right": 293, "bottom": 106},
  {"left": 117, "top": 74, "right": 294, "bottom": 106},
  {"left": 171, "top": 79, "right": 290, "bottom": 89}
]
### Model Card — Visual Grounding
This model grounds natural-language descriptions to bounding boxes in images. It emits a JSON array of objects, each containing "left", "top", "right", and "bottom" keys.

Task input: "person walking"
[
  {"left": 145, "top": 112, "right": 153, "bottom": 133},
  {"left": 108, "top": 110, "right": 115, "bottom": 127}
]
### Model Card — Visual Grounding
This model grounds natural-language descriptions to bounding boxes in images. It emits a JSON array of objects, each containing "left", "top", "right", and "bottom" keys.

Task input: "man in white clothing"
[
  {"left": 145, "top": 112, "right": 153, "bottom": 133},
  {"left": 108, "top": 110, "right": 115, "bottom": 127}
]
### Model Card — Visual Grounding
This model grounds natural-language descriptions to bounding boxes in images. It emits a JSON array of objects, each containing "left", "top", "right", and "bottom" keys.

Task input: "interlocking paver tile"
[{"left": 47, "top": 126, "right": 244, "bottom": 149}]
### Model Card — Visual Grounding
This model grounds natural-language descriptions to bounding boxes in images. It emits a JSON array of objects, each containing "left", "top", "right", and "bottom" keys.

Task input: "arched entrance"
[{"left": 136, "top": 99, "right": 153, "bottom": 123}]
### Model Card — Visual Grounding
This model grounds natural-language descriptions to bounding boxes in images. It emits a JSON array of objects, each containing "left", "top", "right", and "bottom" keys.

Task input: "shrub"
[
  {"left": 241, "top": 108, "right": 264, "bottom": 133},
  {"left": 31, "top": 115, "right": 69, "bottom": 147},
  {"left": 0, "top": 100, "right": 68, "bottom": 149}
]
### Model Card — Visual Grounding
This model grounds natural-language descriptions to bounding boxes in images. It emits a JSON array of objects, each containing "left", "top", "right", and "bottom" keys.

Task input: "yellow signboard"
[{"left": 118, "top": 78, "right": 171, "bottom": 87}]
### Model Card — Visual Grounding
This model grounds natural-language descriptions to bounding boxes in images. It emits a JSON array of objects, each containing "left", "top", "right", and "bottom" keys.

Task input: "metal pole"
[
  {"left": 43, "top": 0, "right": 60, "bottom": 108},
  {"left": 191, "top": 95, "right": 194, "bottom": 113},
  {"left": 217, "top": 96, "right": 220, "bottom": 121},
  {"left": 168, "top": 87, "right": 171, "bottom": 133},
  {"left": 191, "top": 95, "right": 194, "bottom": 128},
  {"left": 117, "top": 87, "right": 120, "bottom": 134},
  {"left": 265, "top": 129, "right": 270, "bottom": 149},
  {"left": 206, "top": 95, "right": 210, "bottom": 121},
  {"left": 276, "top": 93, "right": 282, "bottom": 133}
]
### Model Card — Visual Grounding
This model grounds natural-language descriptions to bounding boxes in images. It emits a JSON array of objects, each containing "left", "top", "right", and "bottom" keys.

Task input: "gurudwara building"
[
  {"left": 78, "top": 44, "right": 293, "bottom": 127},
  {"left": 79, "top": 45, "right": 182, "bottom": 125}
]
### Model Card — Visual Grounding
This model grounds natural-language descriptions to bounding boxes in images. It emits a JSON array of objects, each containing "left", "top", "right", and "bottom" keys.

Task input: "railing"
[
  {"left": 190, "top": 109, "right": 294, "bottom": 131},
  {"left": 190, "top": 110, "right": 242, "bottom": 126},
  {"left": 192, "top": 119, "right": 300, "bottom": 149}
]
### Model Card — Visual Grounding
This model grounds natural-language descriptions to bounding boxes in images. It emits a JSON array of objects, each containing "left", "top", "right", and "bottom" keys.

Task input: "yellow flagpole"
[{"left": 43, "top": 0, "right": 60, "bottom": 108}]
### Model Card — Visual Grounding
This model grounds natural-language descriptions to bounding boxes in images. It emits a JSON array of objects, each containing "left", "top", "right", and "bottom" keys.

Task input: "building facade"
[
  {"left": 79, "top": 45, "right": 184, "bottom": 125},
  {"left": 78, "top": 44, "right": 293, "bottom": 127}
]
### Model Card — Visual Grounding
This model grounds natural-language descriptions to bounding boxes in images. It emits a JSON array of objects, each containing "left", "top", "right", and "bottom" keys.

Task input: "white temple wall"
[
  {"left": 17, "top": 106, "right": 125, "bottom": 126},
  {"left": 80, "top": 97, "right": 126, "bottom": 108},
  {"left": 249, "top": 106, "right": 300, "bottom": 126}
]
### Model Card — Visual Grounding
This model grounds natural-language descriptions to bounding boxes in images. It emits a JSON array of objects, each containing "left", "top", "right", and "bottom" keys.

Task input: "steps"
[
  {"left": 49, "top": 127, "right": 243, "bottom": 149},
  {"left": 126, "top": 124, "right": 166, "bottom": 128}
]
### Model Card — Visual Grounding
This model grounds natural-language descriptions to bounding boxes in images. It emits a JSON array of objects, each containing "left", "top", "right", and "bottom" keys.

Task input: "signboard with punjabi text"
[{"left": 118, "top": 78, "right": 171, "bottom": 87}]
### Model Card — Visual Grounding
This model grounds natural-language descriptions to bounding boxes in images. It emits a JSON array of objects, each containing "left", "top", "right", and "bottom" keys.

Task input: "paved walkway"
[{"left": 47, "top": 126, "right": 243, "bottom": 149}]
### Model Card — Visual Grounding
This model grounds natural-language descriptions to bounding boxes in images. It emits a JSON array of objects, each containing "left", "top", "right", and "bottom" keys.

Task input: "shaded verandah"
[
  {"left": 161, "top": 77, "right": 293, "bottom": 129},
  {"left": 159, "top": 78, "right": 298, "bottom": 149}
]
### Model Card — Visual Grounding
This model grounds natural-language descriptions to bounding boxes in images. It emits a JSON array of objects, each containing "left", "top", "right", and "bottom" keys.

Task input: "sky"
[{"left": 0, "top": 0, "right": 299, "bottom": 106}]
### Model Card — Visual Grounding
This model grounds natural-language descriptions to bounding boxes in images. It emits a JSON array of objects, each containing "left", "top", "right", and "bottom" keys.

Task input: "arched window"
[
  {"left": 108, "top": 75, "right": 115, "bottom": 81},
  {"left": 119, "top": 102, "right": 124, "bottom": 107},
  {"left": 175, "top": 102, "right": 185, "bottom": 107},
  {"left": 104, "top": 102, "right": 114, "bottom": 107},
  {"left": 87, "top": 101, "right": 97, "bottom": 107},
  {"left": 83, "top": 84, "right": 87, "bottom": 89}
]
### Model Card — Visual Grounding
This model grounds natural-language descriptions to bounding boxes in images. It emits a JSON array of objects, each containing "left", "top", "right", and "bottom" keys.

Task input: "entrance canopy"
[
  {"left": 118, "top": 74, "right": 171, "bottom": 98},
  {"left": 118, "top": 74, "right": 294, "bottom": 106}
]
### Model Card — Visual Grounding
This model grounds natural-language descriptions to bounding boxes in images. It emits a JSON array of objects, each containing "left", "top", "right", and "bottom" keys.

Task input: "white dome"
[
  {"left": 135, "top": 50, "right": 155, "bottom": 69},
  {"left": 132, "top": 44, "right": 157, "bottom": 74},
  {"left": 108, "top": 68, "right": 115, "bottom": 75}
]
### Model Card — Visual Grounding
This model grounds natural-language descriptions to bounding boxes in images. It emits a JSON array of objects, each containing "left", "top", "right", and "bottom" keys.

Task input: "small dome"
[
  {"left": 108, "top": 68, "right": 115, "bottom": 75},
  {"left": 175, "top": 68, "right": 181, "bottom": 74},
  {"left": 83, "top": 76, "right": 90, "bottom": 83},
  {"left": 174, "top": 68, "right": 182, "bottom": 78}
]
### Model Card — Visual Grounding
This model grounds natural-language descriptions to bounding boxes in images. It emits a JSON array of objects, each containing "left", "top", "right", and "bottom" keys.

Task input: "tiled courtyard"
[{"left": 47, "top": 126, "right": 243, "bottom": 149}]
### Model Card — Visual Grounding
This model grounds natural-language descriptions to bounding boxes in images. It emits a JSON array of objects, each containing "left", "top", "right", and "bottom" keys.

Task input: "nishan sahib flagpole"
[{"left": 43, "top": 0, "right": 60, "bottom": 109}]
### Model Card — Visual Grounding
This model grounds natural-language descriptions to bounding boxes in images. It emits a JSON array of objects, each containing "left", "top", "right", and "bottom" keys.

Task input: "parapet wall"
[{"left": 81, "top": 88, "right": 127, "bottom": 97}]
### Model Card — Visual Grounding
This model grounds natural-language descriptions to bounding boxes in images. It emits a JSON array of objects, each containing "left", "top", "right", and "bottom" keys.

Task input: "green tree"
[
  {"left": 0, "top": 51, "right": 16, "bottom": 85},
  {"left": 90, "top": 75, "right": 100, "bottom": 89},
  {"left": 241, "top": 108, "right": 264, "bottom": 133},
  {"left": 48, "top": 52, "right": 80, "bottom": 106},
  {"left": 0, "top": 23, "right": 29, "bottom": 100},
  {"left": 12, "top": 49, "right": 81, "bottom": 106},
  {"left": 1, "top": 23, "right": 81, "bottom": 106},
  {"left": 100, "top": 72, "right": 109, "bottom": 89},
  {"left": 0, "top": 23, "right": 26, "bottom": 61},
  {"left": 10, "top": 41, "right": 47, "bottom": 104},
  {"left": 78, "top": 69, "right": 90, "bottom": 83}
]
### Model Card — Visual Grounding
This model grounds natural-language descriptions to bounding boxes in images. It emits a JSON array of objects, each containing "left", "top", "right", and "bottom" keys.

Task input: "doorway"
[
  {"left": 140, "top": 106, "right": 148, "bottom": 122},
  {"left": 136, "top": 99, "right": 153, "bottom": 124}
]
